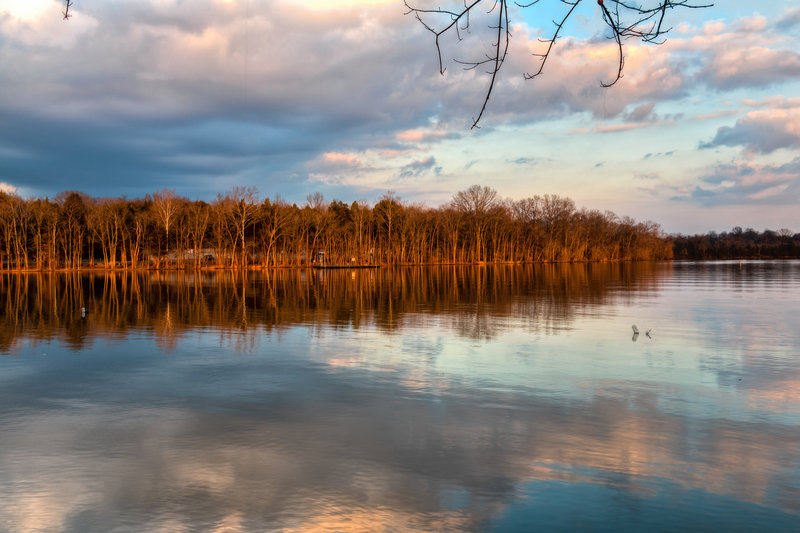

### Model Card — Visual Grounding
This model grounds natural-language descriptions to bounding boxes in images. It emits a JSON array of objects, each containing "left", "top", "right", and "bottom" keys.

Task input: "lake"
[{"left": 1, "top": 262, "right": 799, "bottom": 532}]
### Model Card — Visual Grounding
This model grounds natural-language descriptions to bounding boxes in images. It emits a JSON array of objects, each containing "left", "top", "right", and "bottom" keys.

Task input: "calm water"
[{"left": 1, "top": 262, "right": 799, "bottom": 532}]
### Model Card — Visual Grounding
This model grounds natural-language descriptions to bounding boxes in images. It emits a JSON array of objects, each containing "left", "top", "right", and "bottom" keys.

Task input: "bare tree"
[
  {"left": 405, "top": 0, "right": 711, "bottom": 128},
  {"left": 228, "top": 186, "right": 259, "bottom": 267},
  {"left": 350, "top": 201, "right": 371, "bottom": 264},
  {"left": 374, "top": 191, "right": 405, "bottom": 264},
  {"left": 57, "top": 191, "right": 88, "bottom": 270},
  {"left": 306, "top": 192, "right": 326, "bottom": 211},
  {"left": 260, "top": 197, "right": 294, "bottom": 267},
  {"left": 187, "top": 201, "right": 210, "bottom": 270},
  {"left": 151, "top": 188, "right": 180, "bottom": 263},
  {"left": 211, "top": 194, "right": 234, "bottom": 267},
  {"left": 451, "top": 185, "right": 499, "bottom": 262},
  {"left": 304, "top": 192, "right": 328, "bottom": 264}
]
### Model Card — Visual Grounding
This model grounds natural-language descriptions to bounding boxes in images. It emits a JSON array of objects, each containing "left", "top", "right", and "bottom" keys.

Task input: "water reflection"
[
  {"left": 1, "top": 262, "right": 799, "bottom": 532},
  {"left": 0, "top": 263, "right": 668, "bottom": 352}
]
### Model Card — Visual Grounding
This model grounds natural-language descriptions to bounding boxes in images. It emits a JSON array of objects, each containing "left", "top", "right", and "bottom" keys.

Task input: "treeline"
[
  {"left": 0, "top": 185, "right": 672, "bottom": 271},
  {"left": 671, "top": 227, "right": 800, "bottom": 260}
]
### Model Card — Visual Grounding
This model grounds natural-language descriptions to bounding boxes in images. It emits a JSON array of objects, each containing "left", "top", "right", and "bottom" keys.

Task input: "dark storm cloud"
[{"left": 0, "top": 108, "right": 329, "bottom": 198}]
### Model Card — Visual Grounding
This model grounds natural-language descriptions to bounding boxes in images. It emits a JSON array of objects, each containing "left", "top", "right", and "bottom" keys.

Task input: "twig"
[
  {"left": 406, "top": 0, "right": 713, "bottom": 127},
  {"left": 63, "top": 0, "right": 73, "bottom": 20}
]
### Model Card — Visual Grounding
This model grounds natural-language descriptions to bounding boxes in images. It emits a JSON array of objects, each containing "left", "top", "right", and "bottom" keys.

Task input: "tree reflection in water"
[{"left": 1, "top": 264, "right": 669, "bottom": 352}]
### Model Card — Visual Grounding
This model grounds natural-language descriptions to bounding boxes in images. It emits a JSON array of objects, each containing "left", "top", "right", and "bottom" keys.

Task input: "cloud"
[
  {"left": 0, "top": 2, "right": 443, "bottom": 197},
  {"left": 306, "top": 150, "right": 385, "bottom": 188},
  {"left": 312, "top": 152, "right": 367, "bottom": 171},
  {"left": 679, "top": 158, "right": 800, "bottom": 206},
  {"left": 0, "top": 181, "right": 18, "bottom": 194},
  {"left": 700, "top": 108, "right": 800, "bottom": 156},
  {"left": 395, "top": 129, "right": 461, "bottom": 144},
  {"left": 596, "top": 122, "right": 663, "bottom": 133},
  {"left": 480, "top": 33, "right": 692, "bottom": 122},
  {"left": 0, "top": 0, "right": 798, "bottom": 231},
  {"left": 697, "top": 47, "right": 800, "bottom": 90},
  {"left": 695, "top": 110, "right": 741, "bottom": 121},
  {"left": 642, "top": 151, "right": 675, "bottom": 160},
  {"left": 635, "top": 172, "right": 660, "bottom": 180},
  {"left": 398, "top": 156, "right": 437, "bottom": 178},
  {"left": 775, "top": 6, "right": 800, "bottom": 30},
  {"left": 1, "top": 0, "right": 98, "bottom": 48},
  {"left": 569, "top": 119, "right": 673, "bottom": 135},
  {"left": 622, "top": 102, "right": 657, "bottom": 123},
  {"left": 680, "top": 15, "right": 800, "bottom": 91},
  {"left": 1, "top": 2, "right": 423, "bottom": 124},
  {"left": 741, "top": 96, "right": 800, "bottom": 110}
]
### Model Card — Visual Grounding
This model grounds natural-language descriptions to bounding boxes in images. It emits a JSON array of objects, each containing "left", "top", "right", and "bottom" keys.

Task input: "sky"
[{"left": 0, "top": 0, "right": 798, "bottom": 234}]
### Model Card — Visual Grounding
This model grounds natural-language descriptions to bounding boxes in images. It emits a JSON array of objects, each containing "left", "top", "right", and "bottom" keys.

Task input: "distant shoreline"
[{"left": 2, "top": 257, "right": 799, "bottom": 274}]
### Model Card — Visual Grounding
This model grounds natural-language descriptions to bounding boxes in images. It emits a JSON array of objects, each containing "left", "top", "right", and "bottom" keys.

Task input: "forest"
[
  {"left": 0, "top": 186, "right": 673, "bottom": 271},
  {"left": 672, "top": 227, "right": 800, "bottom": 260}
]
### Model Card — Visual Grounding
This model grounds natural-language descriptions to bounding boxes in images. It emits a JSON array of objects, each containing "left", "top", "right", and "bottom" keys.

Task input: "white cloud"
[
  {"left": 0, "top": 0, "right": 98, "bottom": 48},
  {"left": 0, "top": 182, "right": 19, "bottom": 194}
]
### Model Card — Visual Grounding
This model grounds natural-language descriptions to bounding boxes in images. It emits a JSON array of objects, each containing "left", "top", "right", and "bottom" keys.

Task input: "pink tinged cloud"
[
  {"left": 749, "top": 183, "right": 789, "bottom": 200},
  {"left": 307, "top": 152, "right": 376, "bottom": 181},
  {"left": 568, "top": 120, "right": 672, "bottom": 135},
  {"left": 741, "top": 96, "right": 800, "bottom": 110},
  {"left": 677, "top": 15, "right": 800, "bottom": 91},
  {"left": 318, "top": 152, "right": 364, "bottom": 169},
  {"left": 687, "top": 158, "right": 800, "bottom": 206},
  {"left": 395, "top": 129, "right": 459, "bottom": 143},
  {"left": 701, "top": 108, "right": 800, "bottom": 156},
  {"left": 698, "top": 47, "right": 800, "bottom": 90}
]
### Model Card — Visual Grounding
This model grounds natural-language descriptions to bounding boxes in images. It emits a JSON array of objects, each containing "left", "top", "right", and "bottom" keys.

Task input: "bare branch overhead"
[
  {"left": 405, "top": 0, "right": 712, "bottom": 128},
  {"left": 63, "top": 0, "right": 73, "bottom": 20}
]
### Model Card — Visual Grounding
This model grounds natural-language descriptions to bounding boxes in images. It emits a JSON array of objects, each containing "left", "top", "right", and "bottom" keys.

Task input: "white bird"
[{"left": 632, "top": 324, "right": 639, "bottom": 334}]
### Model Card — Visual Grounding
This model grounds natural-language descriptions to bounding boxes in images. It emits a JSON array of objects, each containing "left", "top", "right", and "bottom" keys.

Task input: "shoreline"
[{"left": 2, "top": 257, "right": 799, "bottom": 274}]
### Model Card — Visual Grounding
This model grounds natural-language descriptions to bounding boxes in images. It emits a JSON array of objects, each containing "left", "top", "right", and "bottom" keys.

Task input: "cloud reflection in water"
[{"left": 1, "top": 262, "right": 799, "bottom": 532}]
